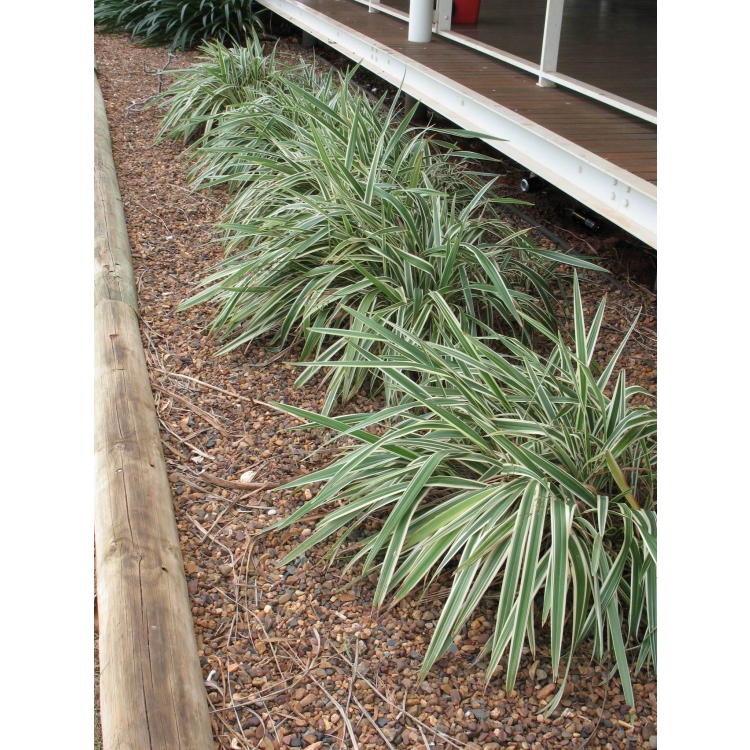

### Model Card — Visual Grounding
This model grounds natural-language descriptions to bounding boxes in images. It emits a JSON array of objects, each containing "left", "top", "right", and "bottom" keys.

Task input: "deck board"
[
  {"left": 293, "top": 0, "right": 656, "bottom": 185},
  {"left": 382, "top": 0, "right": 657, "bottom": 110}
]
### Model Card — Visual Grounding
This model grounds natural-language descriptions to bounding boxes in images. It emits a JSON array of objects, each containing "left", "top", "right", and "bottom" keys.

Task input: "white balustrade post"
[
  {"left": 368, "top": 0, "right": 380, "bottom": 13},
  {"left": 436, "top": 0, "right": 452, "bottom": 32},
  {"left": 538, "top": 0, "right": 565, "bottom": 87},
  {"left": 409, "top": 0, "right": 434, "bottom": 43}
]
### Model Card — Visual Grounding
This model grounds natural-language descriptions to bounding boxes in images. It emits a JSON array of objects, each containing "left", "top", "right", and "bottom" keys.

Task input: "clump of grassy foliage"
[
  {"left": 272, "top": 275, "right": 656, "bottom": 710},
  {"left": 154, "top": 34, "right": 297, "bottom": 143},
  {"left": 155, "top": 39, "right": 656, "bottom": 705},
  {"left": 94, "top": 0, "right": 262, "bottom": 50},
  {"left": 158, "top": 45, "right": 602, "bottom": 411}
]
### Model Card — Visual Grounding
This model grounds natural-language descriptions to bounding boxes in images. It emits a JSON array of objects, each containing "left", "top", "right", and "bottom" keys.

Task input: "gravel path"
[{"left": 94, "top": 32, "right": 656, "bottom": 750}]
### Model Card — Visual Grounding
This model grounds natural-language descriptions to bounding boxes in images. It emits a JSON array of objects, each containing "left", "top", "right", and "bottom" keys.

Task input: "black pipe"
[{"left": 504, "top": 206, "right": 628, "bottom": 294}]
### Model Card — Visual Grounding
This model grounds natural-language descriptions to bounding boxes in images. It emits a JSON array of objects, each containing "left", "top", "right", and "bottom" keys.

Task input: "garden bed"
[{"left": 94, "top": 31, "right": 656, "bottom": 750}]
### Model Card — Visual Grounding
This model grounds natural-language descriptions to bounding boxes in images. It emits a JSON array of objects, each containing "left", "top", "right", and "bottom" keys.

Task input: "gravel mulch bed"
[{"left": 94, "top": 31, "right": 657, "bottom": 750}]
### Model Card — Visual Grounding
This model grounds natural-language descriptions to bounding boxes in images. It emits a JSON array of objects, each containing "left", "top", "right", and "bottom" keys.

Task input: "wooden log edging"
[{"left": 94, "top": 68, "right": 214, "bottom": 750}]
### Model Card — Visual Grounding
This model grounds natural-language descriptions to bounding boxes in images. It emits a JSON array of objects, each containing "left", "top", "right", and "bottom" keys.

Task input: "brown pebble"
[{"left": 537, "top": 683, "right": 557, "bottom": 700}]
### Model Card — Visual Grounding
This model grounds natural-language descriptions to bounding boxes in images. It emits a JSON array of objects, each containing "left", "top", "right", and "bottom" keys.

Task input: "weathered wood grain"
[
  {"left": 95, "top": 72, "right": 139, "bottom": 312},
  {"left": 94, "top": 69, "right": 214, "bottom": 750}
]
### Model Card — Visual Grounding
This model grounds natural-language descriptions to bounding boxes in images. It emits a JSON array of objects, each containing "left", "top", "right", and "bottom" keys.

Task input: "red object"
[{"left": 452, "top": 0, "right": 481, "bottom": 25}]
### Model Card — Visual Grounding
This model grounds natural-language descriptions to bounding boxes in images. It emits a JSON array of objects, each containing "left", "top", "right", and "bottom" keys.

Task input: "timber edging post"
[{"left": 94, "top": 66, "right": 214, "bottom": 750}]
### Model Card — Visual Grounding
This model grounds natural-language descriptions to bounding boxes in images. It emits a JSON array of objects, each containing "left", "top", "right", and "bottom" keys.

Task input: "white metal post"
[
  {"left": 368, "top": 0, "right": 380, "bottom": 13},
  {"left": 538, "top": 0, "right": 565, "bottom": 87},
  {"left": 436, "top": 0, "right": 452, "bottom": 32},
  {"left": 408, "top": 0, "right": 433, "bottom": 42}
]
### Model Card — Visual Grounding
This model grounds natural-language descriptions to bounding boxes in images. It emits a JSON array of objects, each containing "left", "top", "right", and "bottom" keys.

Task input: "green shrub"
[
  {"left": 177, "top": 75, "right": 602, "bottom": 411},
  {"left": 184, "top": 70, "right": 492, "bottom": 197},
  {"left": 272, "top": 274, "right": 656, "bottom": 709},
  {"left": 154, "top": 35, "right": 294, "bottom": 143},
  {"left": 94, "top": 0, "right": 262, "bottom": 50}
]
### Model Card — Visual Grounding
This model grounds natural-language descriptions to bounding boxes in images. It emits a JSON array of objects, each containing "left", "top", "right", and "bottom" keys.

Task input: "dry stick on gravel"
[
  {"left": 345, "top": 634, "right": 359, "bottom": 715},
  {"left": 152, "top": 382, "right": 231, "bottom": 435},
  {"left": 281, "top": 644, "right": 361, "bottom": 750},
  {"left": 203, "top": 597, "right": 319, "bottom": 710},
  {"left": 331, "top": 644, "right": 467, "bottom": 750},
  {"left": 351, "top": 694, "right": 398, "bottom": 750},
  {"left": 417, "top": 723, "right": 435, "bottom": 749},
  {"left": 195, "top": 471, "right": 280, "bottom": 492},
  {"left": 126, "top": 52, "right": 176, "bottom": 116},
  {"left": 159, "top": 417, "right": 215, "bottom": 460},
  {"left": 170, "top": 470, "right": 267, "bottom": 509},
  {"left": 162, "top": 436, "right": 189, "bottom": 460},
  {"left": 134, "top": 198, "right": 172, "bottom": 235},
  {"left": 156, "top": 367, "right": 258, "bottom": 404},
  {"left": 188, "top": 515, "right": 236, "bottom": 564},
  {"left": 199, "top": 488, "right": 263, "bottom": 542}
]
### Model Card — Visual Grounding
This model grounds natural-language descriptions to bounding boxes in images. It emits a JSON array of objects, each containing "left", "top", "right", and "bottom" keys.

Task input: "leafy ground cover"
[
  {"left": 158, "top": 41, "right": 605, "bottom": 413},
  {"left": 153, "top": 38, "right": 656, "bottom": 704},
  {"left": 274, "top": 276, "right": 656, "bottom": 711},
  {"left": 95, "top": 31, "right": 657, "bottom": 750},
  {"left": 94, "top": 0, "right": 263, "bottom": 49}
]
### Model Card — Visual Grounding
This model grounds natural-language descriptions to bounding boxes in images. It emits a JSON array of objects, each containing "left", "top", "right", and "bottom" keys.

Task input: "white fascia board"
[{"left": 256, "top": 0, "right": 657, "bottom": 248}]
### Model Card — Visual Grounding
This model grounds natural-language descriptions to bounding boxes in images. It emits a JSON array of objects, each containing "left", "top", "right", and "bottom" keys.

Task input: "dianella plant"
[
  {"left": 178, "top": 74, "right": 603, "bottom": 411},
  {"left": 153, "top": 35, "right": 297, "bottom": 143},
  {"left": 271, "top": 274, "right": 656, "bottom": 710},
  {"left": 94, "top": 0, "right": 263, "bottom": 51}
]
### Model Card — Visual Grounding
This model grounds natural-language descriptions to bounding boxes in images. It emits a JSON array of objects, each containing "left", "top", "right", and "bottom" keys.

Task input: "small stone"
[
  {"left": 239, "top": 470, "right": 257, "bottom": 484},
  {"left": 642, "top": 723, "right": 656, "bottom": 741},
  {"left": 483, "top": 744, "right": 500, "bottom": 750},
  {"left": 279, "top": 593, "right": 292, "bottom": 605},
  {"left": 382, "top": 727, "right": 401, "bottom": 742},
  {"left": 185, "top": 561, "right": 198, "bottom": 575},
  {"left": 219, "top": 564, "right": 233, "bottom": 576},
  {"left": 537, "top": 683, "right": 556, "bottom": 700},
  {"left": 471, "top": 709, "right": 489, "bottom": 719},
  {"left": 649, "top": 735, "right": 657, "bottom": 749},
  {"left": 536, "top": 669, "right": 548, "bottom": 681}
]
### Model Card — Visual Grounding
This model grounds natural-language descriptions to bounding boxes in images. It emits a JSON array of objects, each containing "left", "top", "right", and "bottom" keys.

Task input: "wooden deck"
[
  {"left": 291, "top": 0, "right": 656, "bottom": 185},
  {"left": 382, "top": 0, "right": 657, "bottom": 110}
]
